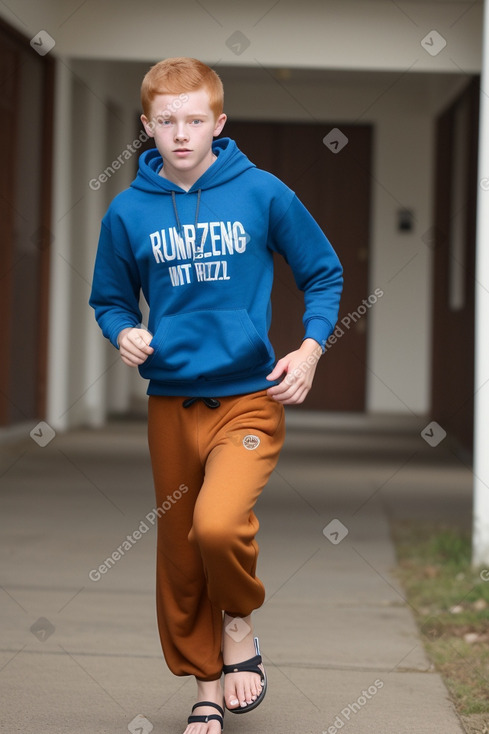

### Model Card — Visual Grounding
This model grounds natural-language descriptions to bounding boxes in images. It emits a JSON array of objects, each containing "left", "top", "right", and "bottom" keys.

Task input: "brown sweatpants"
[{"left": 147, "top": 389, "right": 285, "bottom": 681}]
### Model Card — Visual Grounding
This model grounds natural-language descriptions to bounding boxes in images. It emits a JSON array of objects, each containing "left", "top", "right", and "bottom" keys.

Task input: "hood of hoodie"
[{"left": 131, "top": 137, "right": 255, "bottom": 194}]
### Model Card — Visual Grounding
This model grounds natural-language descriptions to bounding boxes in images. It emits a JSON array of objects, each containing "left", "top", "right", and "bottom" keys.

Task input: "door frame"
[{"left": 431, "top": 77, "right": 479, "bottom": 450}]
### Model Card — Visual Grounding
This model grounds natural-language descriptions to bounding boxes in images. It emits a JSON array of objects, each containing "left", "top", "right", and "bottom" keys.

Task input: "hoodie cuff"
[{"left": 304, "top": 317, "right": 334, "bottom": 353}]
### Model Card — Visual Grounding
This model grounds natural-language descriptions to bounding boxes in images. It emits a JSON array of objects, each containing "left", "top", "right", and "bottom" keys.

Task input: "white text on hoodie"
[
  {"left": 149, "top": 221, "right": 248, "bottom": 287},
  {"left": 150, "top": 221, "right": 248, "bottom": 264}
]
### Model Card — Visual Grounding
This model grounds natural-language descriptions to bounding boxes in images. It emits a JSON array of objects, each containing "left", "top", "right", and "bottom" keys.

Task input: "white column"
[
  {"left": 46, "top": 59, "right": 73, "bottom": 432},
  {"left": 473, "top": 0, "right": 489, "bottom": 566},
  {"left": 105, "top": 106, "right": 139, "bottom": 416},
  {"left": 82, "top": 88, "right": 109, "bottom": 428}
]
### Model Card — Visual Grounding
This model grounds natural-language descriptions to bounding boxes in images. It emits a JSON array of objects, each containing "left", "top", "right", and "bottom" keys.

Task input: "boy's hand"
[
  {"left": 266, "top": 338, "right": 322, "bottom": 405},
  {"left": 117, "top": 327, "right": 154, "bottom": 367}
]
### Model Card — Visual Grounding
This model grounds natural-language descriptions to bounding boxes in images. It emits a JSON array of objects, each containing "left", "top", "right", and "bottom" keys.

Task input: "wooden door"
[{"left": 222, "top": 121, "right": 372, "bottom": 411}]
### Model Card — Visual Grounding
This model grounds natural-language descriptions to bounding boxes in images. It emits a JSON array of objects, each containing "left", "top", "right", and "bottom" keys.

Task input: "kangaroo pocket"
[{"left": 139, "top": 309, "right": 273, "bottom": 383}]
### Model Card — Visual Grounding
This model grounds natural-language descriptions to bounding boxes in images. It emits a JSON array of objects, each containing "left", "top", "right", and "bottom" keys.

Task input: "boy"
[{"left": 90, "top": 57, "right": 342, "bottom": 734}]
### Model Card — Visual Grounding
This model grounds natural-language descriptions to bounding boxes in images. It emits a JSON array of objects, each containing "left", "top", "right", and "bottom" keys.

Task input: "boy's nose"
[{"left": 174, "top": 125, "right": 189, "bottom": 142}]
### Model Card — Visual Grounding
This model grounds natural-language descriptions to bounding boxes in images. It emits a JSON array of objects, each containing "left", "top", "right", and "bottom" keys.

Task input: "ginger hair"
[{"left": 141, "top": 57, "right": 224, "bottom": 119}]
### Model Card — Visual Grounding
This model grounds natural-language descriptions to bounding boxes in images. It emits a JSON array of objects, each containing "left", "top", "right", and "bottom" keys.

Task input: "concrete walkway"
[{"left": 0, "top": 413, "right": 473, "bottom": 733}]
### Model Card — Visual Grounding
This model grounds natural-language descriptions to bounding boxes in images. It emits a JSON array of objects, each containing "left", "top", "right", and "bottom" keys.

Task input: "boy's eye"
[{"left": 191, "top": 119, "right": 203, "bottom": 125}]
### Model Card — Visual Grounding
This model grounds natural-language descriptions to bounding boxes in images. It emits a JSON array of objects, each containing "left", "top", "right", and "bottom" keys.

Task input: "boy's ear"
[
  {"left": 141, "top": 114, "right": 155, "bottom": 138},
  {"left": 213, "top": 113, "right": 227, "bottom": 137}
]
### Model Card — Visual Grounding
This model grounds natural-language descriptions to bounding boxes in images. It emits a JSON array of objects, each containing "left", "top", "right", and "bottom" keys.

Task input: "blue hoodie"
[{"left": 89, "top": 137, "right": 343, "bottom": 397}]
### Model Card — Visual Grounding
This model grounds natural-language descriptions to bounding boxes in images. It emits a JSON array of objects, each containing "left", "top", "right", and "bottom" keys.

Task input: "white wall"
[{"left": 0, "top": 0, "right": 482, "bottom": 72}]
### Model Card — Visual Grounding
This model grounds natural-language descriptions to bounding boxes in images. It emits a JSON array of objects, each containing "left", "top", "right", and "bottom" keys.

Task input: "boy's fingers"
[
  {"left": 118, "top": 329, "right": 154, "bottom": 367},
  {"left": 265, "top": 367, "right": 280, "bottom": 381},
  {"left": 267, "top": 379, "right": 292, "bottom": 399},
  {"left": 132, "top": 333, "right": 154, "bottom": 353},
  {"left": 269, "top": 381, "right": 309, "bottom": 404},
  {"left": 268, "top": 362, "right": 313, "bottom": 400},
  {"left": 124, "top": 328, "right": 154, "bottom": 355},
  {"left": 121, "top": 348, "right": 150, "bottom": 366},
  {"left": 130, "top": 328, "right": 153, "bottom": 344},
  {"left": 266, "top": 358, "right": 287, "bottom": 381}
]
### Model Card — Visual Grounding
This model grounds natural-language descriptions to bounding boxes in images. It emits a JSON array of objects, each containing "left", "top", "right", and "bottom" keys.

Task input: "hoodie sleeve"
[
  {"left": 269, "top": 194, "right": 343, "bottom": 350},
  {"left": 89, "top": 218, "right": 143, "bottom": 349}
]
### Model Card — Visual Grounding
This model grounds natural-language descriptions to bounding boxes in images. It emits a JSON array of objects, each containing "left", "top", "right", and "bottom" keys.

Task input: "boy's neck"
[{"left": 159, "top": 153, "right": 217, "bottom": 192}]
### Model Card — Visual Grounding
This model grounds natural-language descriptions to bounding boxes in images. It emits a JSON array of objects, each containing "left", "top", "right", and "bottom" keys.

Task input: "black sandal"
[
  {"left": 187, "top": 701, "right": 224, "bottom": 730},
  {"left": 222, "top": 637, "right": 267, "bottom": 714}
]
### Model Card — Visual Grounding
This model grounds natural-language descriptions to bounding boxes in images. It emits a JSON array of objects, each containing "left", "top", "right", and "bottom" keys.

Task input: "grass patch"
[{"left": 392, "top": 522, "right": 489, "bottom": 718}]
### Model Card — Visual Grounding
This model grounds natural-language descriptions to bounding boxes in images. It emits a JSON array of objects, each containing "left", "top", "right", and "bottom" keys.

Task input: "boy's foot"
[
  {"left": 183, "top": 677, "right": 223, "bottom": 734},
  {"left": 222, "top": 613, "right": 265, "bottom": 711}
]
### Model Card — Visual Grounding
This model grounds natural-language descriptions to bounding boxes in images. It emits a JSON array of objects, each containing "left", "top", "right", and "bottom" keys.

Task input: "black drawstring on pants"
[{"left": 182, "top": 397, "right": 221, "bottom": 409}]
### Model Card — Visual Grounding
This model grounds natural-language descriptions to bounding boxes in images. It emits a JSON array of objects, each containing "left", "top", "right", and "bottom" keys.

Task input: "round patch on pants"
[{"left": 242, "top": 434, "right": 261, "bottom": 450}]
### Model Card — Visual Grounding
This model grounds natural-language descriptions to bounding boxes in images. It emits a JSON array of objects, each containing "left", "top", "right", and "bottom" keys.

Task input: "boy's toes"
[
  {"left": 236, "top": 682, "right": 248, "bottom": 707},
  {"left": 226, "top": 691, "right": 240, "bottom": 710},
  {"left": 240, "top": 684, "right": 254, "bottom": 707},
  {"left": 251, "top": 673, "right": 263, "bottom": 698},
  {"left": 225, "top": 671, "right": 264, "bottom": 711}
]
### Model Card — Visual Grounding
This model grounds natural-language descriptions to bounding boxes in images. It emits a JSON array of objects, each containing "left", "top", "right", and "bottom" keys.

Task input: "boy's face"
[{"left": 141, "top": 88, "right": 226, "bottom": 188}]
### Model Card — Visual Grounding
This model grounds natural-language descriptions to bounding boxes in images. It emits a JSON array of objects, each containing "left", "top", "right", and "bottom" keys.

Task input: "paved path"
[{"left": 0, "top": 414, "right": 472, "bottom": 733}]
